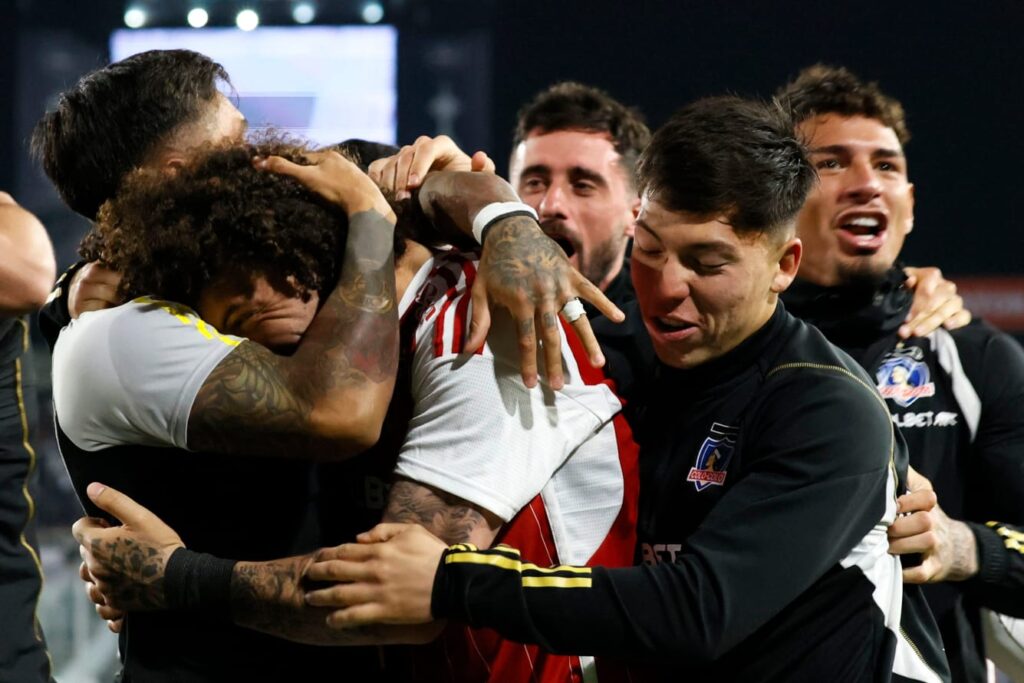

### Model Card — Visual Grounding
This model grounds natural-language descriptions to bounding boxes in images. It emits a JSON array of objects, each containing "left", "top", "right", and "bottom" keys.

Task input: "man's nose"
[
  {"left": 539, "top": 183, "right": 568, "bottom": 219},
  {"left": 843, "top": 159, "right": 883, "bottom": 203}
]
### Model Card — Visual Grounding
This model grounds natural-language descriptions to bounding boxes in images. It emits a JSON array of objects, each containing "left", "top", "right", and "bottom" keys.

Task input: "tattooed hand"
[
  {"left": 72, "top": 483, "right": 183, "bottom": 612},
  {"left": 468, "top": 216, "right": 624, "bottom": 388},
  {"left": 888, "top": 467, "right": 979, "bottom": 583},
  {"left": 415, "top": 170, "right": 625, "bottom": 389}
]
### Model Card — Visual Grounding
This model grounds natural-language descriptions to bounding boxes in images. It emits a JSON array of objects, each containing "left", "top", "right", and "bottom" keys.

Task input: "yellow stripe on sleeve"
[{"left": 522, "top": 576, "right": 593, "bottom": 589}]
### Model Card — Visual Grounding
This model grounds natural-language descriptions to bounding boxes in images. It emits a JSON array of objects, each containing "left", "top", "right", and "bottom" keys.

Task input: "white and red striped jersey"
[{"left": 393, "top": 250, "right": 640, "bottom": 683}]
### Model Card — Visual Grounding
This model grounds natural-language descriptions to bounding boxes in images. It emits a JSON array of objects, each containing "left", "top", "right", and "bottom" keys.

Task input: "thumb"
[
  {"left": 87, "top": 482, "right": 157, "bottom": 528},
  {"left": 906, "top": 465, "right": 933, "bottom": 493}
]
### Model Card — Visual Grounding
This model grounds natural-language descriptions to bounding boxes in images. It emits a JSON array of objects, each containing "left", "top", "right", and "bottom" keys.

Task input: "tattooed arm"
[
  {"left": 186, "top": 152, "right": 399, "bottom": 459},
  {"left": 74, "top": 482, "right": 442, "bottom": 645},
  {"left": 383, "top": 478, "right": 503, "bottom": 547}
]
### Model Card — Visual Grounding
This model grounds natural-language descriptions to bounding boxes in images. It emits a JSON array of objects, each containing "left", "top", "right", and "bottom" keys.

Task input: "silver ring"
[{"left": 560, "top": 298, "right": 586, "bottom": 323}]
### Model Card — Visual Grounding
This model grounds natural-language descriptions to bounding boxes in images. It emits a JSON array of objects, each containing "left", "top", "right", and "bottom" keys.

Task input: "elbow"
[
  {"left": 307, "top": 403, "right": 385, "bottom": 461},
  {"left": 1, "top": 270, "right": 56, "bottom": 315}
]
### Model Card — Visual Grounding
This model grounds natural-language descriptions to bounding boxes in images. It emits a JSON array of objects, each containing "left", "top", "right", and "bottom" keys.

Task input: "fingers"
[
  {"left": 943, "top": 309, "right": 972, "bottom": 331},
  {"left": 568, "top": 314, "right": 605, "bottom": 368},
  {"left": 356, "top": 523, "right": 415, "bottom": 544},
  {"left": 889, "top": 510, "right": 934, "bottom": 541},
  {"left": 896, "top": 488, "right": 937, "bottom": 515},
  {"left": 306, "top": 559, "right": 377, "bottom": 586},
  {"left": 254, "top": 154, "right": 312, "bottom": 180},
  {"left": 72, "top": 516, "right": 110, "bottom": 546},
  {"left": 108, "top": 618, "right": 124, "bottom": 634},
  {"left": 471, "top": 151, "right": 496, "bottom": 174},
  {"left": 326, "top": 604, "right": 392, "bottom": 628},
  {"left": 902, "top": 294, "right": 966, "bottom": 338},
  {"left": 464, "top": 278, "right": 491, "bottom": 354},
  {"left": 514, "top": 310, "right": 540, "bottom": 389},
  {"left": 902, "top": 558, "right": 938, "bottom": 584},
  {"left": 574, "top": 274, "right": 624, "bottom": 323},
  {"left": 537, "top": 301, "right": 565, "bottom": 390}
]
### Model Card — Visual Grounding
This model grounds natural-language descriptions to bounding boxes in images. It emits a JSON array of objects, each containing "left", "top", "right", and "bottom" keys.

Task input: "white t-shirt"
[{"left": 52, "top": 254, "right": 626, "bottom": 564}]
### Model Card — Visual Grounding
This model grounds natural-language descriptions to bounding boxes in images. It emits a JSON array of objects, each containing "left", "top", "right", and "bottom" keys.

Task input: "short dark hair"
[
  {"left": 31, "top": 49, "right": 230, "bottom": 219},
  {"left": 513, "top": 81, "right": 651, "bottom": 179},
  {"left": 82, "top": 139, "right": 357, "bottom": 310},
  {"left": 776, "top": 64, "right": 910, "bottom": 145},
  {"left": 636, "top": 96, "right": 815, "bottom": 239}
]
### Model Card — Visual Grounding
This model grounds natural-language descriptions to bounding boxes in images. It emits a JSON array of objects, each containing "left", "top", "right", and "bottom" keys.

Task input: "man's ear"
[
  {"left": 625, "top": 194, "right": 641, "bottom": 238},
  {"left": 771, "top": 237, "right": 802, "bottom": 294}
]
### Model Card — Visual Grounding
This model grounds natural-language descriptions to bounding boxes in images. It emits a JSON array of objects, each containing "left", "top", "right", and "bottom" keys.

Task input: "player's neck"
[{"left": 395, "top": 240, "right": 433, "bottom": 301}]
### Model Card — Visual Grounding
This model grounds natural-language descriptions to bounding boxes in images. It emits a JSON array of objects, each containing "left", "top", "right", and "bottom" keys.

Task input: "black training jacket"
[
  {"left": 786, "top": 269, "right": 1024, "bottom": 683},
  {"left": 432, "top": 303, "right": 951, "bottom": 682}
]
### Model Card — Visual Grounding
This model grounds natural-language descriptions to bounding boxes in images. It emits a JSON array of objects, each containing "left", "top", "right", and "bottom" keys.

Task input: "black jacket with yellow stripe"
[{"left": 432, "top": 303, "right": 950, "bottom": 682}]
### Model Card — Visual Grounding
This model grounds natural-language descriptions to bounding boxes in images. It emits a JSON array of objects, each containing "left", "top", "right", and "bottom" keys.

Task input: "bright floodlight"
[
  {"left": 187, "top": 8, "right": 209, "bottom": 28},
  {"left": 361, "top": 1, "right": 383, "bottom": 24},
  {"left": 292, "top": 2, "right": 315, "bottom": 24},
  {"left": 124, "top": 7, "right": 147, "bottom": 28},
  {"left": 236, "top": 8, "right": 259, "bottom": 31}
]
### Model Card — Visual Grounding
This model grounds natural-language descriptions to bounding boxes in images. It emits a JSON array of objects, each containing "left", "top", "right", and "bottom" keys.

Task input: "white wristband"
[{"left": 471, "top": 201, "right": 539, "bottom": 244}]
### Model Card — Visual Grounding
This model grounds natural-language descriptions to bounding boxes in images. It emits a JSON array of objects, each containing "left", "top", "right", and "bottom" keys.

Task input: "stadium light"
[
  {"left": 124, "top": 6, "right": 147, "bottom": 28},
  {"left": 236, "top": 8, "right": 259, "bottom": 30},
  {"left": 187, "top": 7, "right": 209, "bottom": 28},
  {"left": 360, "top": 1, "right": 384, "bottom": 24},
  {"left": 292, "top": 2, "right": 316, "bottom": 24}
]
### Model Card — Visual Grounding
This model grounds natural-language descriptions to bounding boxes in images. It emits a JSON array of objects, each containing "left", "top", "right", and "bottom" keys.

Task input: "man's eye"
[
  {"left": 573, "top": 182, "right": 596, "bottom": 193},
  {"left": 877, "top": 161, "right": 898, "bottom": 172},
  {"left": 816, "top": 158, "right": 841, "bottom": 170},
  {"left": 520, "top": 178, "right": 545, "bottom": 192}
]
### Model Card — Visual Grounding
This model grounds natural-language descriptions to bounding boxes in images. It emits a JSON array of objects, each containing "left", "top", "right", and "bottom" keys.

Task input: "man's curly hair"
[
  {"left": 776, "top": 64, "right": 910, "bottom": 145},
  {"left": 82, "top": 139, "right": 366, "bottom": 310}
]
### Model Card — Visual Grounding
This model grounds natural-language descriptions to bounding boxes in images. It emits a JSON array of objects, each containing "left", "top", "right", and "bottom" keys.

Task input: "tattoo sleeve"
[
  {"left": 187, "top": 209, "right": 399, "bottom": 459},
  {"left": 383, "top": 477, "right": 503, "bottom": 548},
  {"left": 229, "top": 555, "right": 438, "bottom": 645}
]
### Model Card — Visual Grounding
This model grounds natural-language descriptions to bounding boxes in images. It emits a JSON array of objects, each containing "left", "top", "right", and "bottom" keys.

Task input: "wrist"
[
  {"left": 967, "top": 521, "right": 1010, "bottom": 586},
  {"left": 164, "top": 547, "right": 237, "bottom": 617},
  {"left": 471, "top": 201, "right": 539, "bottom": 244}
]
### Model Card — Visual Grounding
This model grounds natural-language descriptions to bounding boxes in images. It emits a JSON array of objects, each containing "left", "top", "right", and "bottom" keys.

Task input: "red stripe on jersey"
[{"left": 451, "top": 261, "right": 477, "bottom": 355}]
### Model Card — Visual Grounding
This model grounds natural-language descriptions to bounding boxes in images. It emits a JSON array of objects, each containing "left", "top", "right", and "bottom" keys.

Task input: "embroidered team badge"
[
  {"left": 687, "top": 422, "right": 738, "bottom": 491},
  {"left": 876, "top": 346, "right": 935, "bottom": 407}
]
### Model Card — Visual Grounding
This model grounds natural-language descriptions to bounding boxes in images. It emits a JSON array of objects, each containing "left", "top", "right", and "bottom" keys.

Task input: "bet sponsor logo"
[{"left": 892, "top": 411, "right": 959, "bottom": 429}]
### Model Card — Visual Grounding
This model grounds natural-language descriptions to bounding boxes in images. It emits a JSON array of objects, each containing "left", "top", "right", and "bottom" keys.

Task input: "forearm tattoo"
[
  {"left": 188, "top": 209, "right": 399, "bottom": 455},
  {"left": 384, "top": 479, "right": 496, "bottom": 545},
  {"left": 91, "top": 537, "right": 168, "bottom": 611},
  {"left": 230, "top": 556, "right": 380, "bottom": 645}
]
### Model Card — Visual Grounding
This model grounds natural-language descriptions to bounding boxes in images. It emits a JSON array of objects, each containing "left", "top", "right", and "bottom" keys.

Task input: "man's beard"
[
  {"left": 835, "top": 258, "right": 892, "bottom": 291},
  {"left": 542, "top": 219, "right": 627, "bottom": 287}
]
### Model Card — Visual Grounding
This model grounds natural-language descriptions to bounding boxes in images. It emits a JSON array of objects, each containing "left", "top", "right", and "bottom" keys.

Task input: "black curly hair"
[{"left": 82, "top": 139, "right": 397, "bottom": 310}]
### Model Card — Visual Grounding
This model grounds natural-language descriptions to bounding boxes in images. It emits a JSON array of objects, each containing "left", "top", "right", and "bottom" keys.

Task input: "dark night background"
[
  {"left": 1, "top": 2, "right": 1022, "bottom": 678},
  {"left": 3, "top": 0, "right": 1022, "bottom": 277}
]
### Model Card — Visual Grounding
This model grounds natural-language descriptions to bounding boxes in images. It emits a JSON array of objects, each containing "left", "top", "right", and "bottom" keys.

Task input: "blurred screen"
[{"left": 110, "top": 25, "right": 397, "bottom": 146}]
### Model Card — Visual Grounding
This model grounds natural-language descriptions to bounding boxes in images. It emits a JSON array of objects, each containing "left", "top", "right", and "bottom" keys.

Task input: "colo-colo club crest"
[
  {"left": 875, "top": 346, "right": 935, "bottom": 408},
  {"left": 687, "top": 422, "right": 738, "bottom": 491}
]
